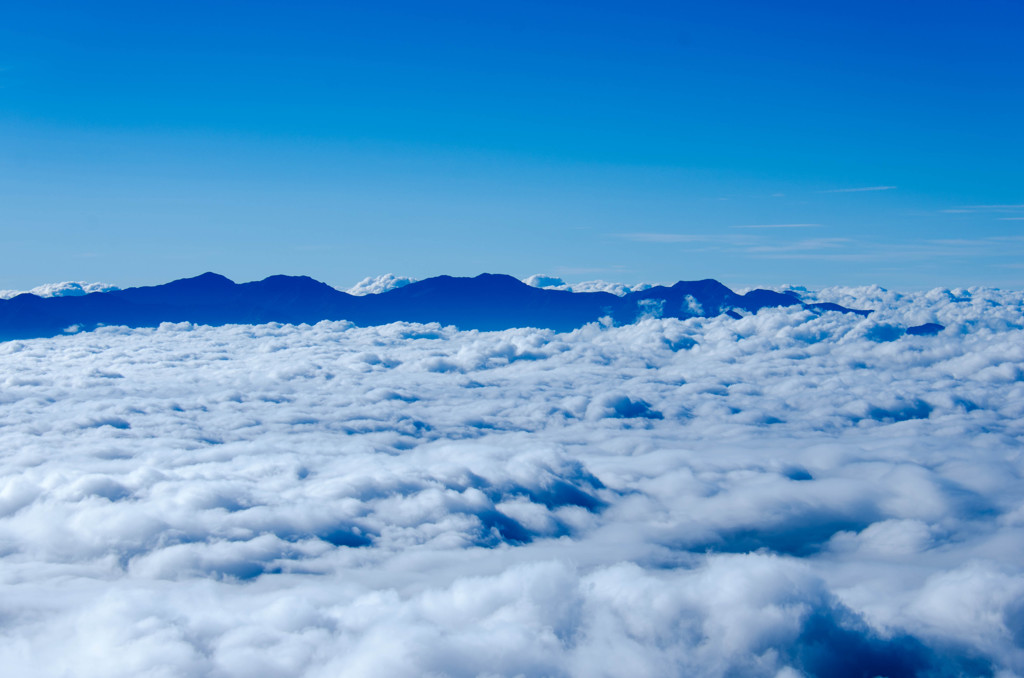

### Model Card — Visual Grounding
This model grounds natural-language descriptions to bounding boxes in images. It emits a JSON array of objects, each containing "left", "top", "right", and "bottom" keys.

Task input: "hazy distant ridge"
[{"left": 0, "top": 272, "right": 870, "bottom": 340}]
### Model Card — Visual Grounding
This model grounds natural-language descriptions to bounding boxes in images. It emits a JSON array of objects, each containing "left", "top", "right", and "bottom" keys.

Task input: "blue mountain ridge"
[{"left": 0, "top": 272, "right": 874, "bottom": 341}]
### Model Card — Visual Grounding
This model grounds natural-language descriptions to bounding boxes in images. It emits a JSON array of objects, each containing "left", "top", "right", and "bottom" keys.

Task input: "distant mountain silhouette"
[{"left": 0, "top": 273, "right": 871, "bottom": 341}]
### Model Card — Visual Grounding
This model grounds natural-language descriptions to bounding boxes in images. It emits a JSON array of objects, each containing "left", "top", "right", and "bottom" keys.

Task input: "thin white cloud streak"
[
  {"left": 819, "top": 186, "right": 897, "bottom": 193},
  {"left": 731, "top": 224, "right": 821, "bottom": 229},
  {"left": 942, "top": 204, "right": 1024, "bottom": 215},
  {"left": 744, "top": 237, "right": 852, "bottom": 253},
  {"left": 748, "top": 237, "right": 1024, "bottom": 262},
  {"left": 611, "top": 225, "right": 1024, "bottom": 270},
  {"left": 0, "top": 289, "right": 1022, "bottom": 675},
  {"left": 614, "top": 232, "right": 719, "bottom": 243}
]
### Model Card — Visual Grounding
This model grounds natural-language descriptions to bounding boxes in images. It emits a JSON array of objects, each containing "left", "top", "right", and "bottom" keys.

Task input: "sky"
[{"left": 2, "top": 0, "right": 1023, "bottom": 291}]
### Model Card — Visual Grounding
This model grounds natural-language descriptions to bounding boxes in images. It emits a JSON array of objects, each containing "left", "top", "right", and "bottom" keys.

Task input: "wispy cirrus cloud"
[
  {"left": 616, "top": 226, "right": 821, "bottom": 242},
  {"left": 819, "top": 186, "right": 897, "bottom": 193},
  {"left": 614, "top": 233, "right": 721, "bottom": 243},
  {"left": 731, "top": 223, "right": 821, "bottom": 229},
  {"left": 615, "top": 229, "right": 1024, "bottom": 270},
  {"left": 750, "top": 236, "right": 1024, "bottom": 262},
  {"left": 745, "top": 237, "right": 851, "bottom": 253},
  {"left": 941, "top": 204, "right": 1024, "bottom": 215}
]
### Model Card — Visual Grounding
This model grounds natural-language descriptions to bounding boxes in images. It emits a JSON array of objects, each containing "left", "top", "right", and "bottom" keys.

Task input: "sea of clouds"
[{"left": 1, "top": 284, "right": 1023, "bottom": 677}]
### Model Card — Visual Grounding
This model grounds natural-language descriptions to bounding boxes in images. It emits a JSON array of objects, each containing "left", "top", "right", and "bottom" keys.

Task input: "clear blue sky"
[{"left": 2, "top": 1, "right": 1022, "bottom": 290}]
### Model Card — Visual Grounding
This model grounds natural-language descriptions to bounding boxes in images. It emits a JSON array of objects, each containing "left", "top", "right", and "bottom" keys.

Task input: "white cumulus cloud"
[
  {"left": 0, "top": 281, "right": 120, "bottom": 299},
  {"left": 345, "top": 274, "right": 417, "bottom": 295},
  {"left": 0, "top": 286, "right": 1022, "bottom": 675},
  {"left": 522, "top": 274, "right": 657, "bottom": 296}
]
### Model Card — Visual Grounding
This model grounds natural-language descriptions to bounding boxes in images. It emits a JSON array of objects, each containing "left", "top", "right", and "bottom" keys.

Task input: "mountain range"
[{"left": 0, "top": 272, "right": 871, "bottom": 341}]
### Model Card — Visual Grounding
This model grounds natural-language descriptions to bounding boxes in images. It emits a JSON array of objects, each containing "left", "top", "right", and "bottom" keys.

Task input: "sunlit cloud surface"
[{"left": 1, "top": 285, "right": 1022, "bottom": 676}]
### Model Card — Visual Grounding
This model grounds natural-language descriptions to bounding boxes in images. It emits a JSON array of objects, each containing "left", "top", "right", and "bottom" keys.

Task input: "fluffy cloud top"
[
  {"left": 522, "top": 274, "right": 657, "bottom": 296},
  {"left": 0, "top": 286, "right": 1022, "bottom": 676},
  {"left": 0, "top": 281, "right": 120, "bottom": 300},
  {"left": 345, "top": 274, "right": 416, "bottom": 296}
]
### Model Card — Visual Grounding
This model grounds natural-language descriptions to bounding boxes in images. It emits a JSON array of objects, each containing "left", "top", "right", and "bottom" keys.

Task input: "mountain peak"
[{"left": 161, "top": 272, "right": 236, "bottom": 290}]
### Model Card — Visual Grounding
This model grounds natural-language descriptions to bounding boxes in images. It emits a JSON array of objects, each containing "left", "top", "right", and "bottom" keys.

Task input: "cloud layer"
[
  {"left": 1, "top": 286, "right": 1022, "bottom": 676},
  {"left": 0, "top": 281, "right": 120, "bottom": 300},
  {"left": 522, "top": 274, "right": 658, "bottom": 296},
  {"left": 345, "top": 273, "right": 416, "bottom": 296}
]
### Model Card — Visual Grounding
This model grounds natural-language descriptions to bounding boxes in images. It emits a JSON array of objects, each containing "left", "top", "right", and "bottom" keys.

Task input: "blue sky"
[{"left": 2, "top": 0, "right": 1022, "bottom": 290}]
